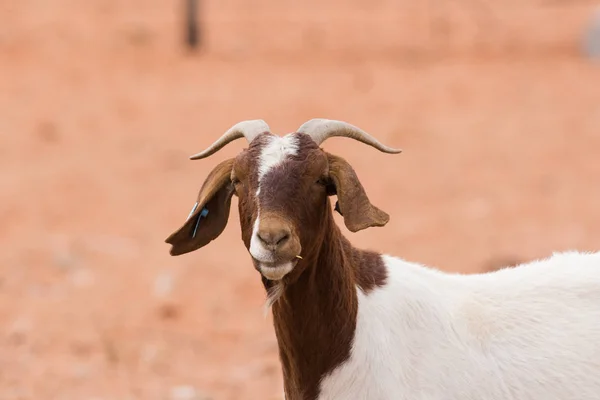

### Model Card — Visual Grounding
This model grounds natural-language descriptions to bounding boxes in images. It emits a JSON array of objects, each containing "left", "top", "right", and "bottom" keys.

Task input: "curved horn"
[
  {"left": 189, "top": 119, "right": 271, "bottom": 160},
  {"left": 297, "top": 118, "right": 402, "bottom": 154}
]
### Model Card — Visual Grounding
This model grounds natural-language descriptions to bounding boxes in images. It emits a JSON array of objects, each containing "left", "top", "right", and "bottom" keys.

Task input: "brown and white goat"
[{"left": 166, "top": 119, "right": 600, "bottom": 400}]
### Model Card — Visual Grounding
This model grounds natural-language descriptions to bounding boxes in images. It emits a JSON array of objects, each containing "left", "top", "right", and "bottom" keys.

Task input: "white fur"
[
  {"left": 249, "top": 214, "right": 274, "bottom": 262},
  {"left": 250, "top": 134, "right": 299, "bottom": 279},
  {"left": 264, "top": 282, "right": 286, "bottom": 317},
  {"left": 256, "top": 134, "right": 299, "bottom": 188},
  {"left": 318, "top": 251, "right": 600, "bottom": 400},
  {"left": 261, "top": 262, "right": 294, "bottom": 281}
]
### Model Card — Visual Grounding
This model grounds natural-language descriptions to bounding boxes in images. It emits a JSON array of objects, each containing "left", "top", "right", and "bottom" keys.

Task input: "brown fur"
[
  {"left": 165, "top": 131, "right": 391, "bottom": 399},
  {"left": 327, "top": 153, "right": 390, "bottom": 232},
  {"left": 273, "top": 208, "right": 386, "bottom": 399},
  {"left": 165, "top": 158, "right": 235, "bottom": 256}
]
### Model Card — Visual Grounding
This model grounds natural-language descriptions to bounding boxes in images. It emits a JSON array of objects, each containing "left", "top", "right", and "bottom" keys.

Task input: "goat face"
[
  {"left": 165, "top": 119, "right": 401, "bottom": 281},
  {"left": 235, "top": 132, "right": 333, "bottom": 280}
]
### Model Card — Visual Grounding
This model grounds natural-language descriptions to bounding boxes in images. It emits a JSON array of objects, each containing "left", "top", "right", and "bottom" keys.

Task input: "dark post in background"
[{"left": 185, "top": 0, "right": 201, "bottom": 50}]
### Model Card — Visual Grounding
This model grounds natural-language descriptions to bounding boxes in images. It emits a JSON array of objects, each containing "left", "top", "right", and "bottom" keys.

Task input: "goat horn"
[
  {"left": 296, "top": 118, "right": 402, "bottom": 154},
  {"left": 189, "top": 119, "right": 271, "bottom": 160}
]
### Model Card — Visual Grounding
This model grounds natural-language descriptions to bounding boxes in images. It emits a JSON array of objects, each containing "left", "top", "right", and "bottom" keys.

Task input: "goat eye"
[{"left": 316, "top": 177, "right": 330, "bottom": 187}]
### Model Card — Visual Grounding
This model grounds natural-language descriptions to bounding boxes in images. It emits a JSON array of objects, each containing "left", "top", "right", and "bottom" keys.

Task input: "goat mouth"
[{"left": 258, "top": 260, "right": 297, "bottom": 281}]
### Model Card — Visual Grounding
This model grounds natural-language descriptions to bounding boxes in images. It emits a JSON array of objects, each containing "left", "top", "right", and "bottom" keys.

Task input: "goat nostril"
[
  {"left": 257, "top": 230, "right": 291, "bottom": 248},
  {"left": 276, "top": 233, "right": 289, "bottom": 246},
  {"left": 257, "top": 232, "right": 269, "bottom": 245}
]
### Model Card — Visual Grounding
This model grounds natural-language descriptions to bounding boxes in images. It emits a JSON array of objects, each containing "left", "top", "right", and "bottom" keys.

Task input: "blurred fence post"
[{"left": 185, "top": 0, "right": 201, "bottom": 51}]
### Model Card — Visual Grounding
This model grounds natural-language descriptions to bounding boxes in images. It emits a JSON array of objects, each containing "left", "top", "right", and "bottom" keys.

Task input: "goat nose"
[{"left": 257, "top": 228, "right": 290, "bottom": 249}]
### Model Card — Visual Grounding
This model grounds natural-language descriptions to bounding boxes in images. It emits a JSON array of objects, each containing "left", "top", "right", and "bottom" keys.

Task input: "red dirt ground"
[{"left": 2, "top": 1, "right": 600, "bottom": 399}]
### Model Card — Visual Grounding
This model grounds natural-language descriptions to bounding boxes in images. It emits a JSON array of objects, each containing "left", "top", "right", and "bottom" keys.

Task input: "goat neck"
[{"left": 268, "top": 205, "right": 387, "bottom": 399}]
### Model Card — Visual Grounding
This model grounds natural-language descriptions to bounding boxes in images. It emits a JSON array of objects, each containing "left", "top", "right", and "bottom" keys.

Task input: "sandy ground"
[{"left": 1, "top": 1, "right": 600, "bottom": 399}]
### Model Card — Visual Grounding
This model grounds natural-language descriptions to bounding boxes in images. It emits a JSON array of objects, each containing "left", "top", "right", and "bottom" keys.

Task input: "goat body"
[{"left": 316, "top": 250, "right": 600, "bottom": 400}]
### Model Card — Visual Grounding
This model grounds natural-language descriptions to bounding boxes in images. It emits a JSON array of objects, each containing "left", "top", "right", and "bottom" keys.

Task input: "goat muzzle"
[
  {"left": 255, "top": 217, "right": 300, "bottom": 260},
  {"left": 250, "top": 215, "right": 302, "bottom": 280}
]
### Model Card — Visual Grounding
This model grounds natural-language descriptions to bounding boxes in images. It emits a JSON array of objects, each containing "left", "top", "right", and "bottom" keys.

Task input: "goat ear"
[
  {"left": 165, "top": 158, "right": 235, "bottom": 256},
  {"left": 326, "top": 153, "right": 390, "bottom": 232}
]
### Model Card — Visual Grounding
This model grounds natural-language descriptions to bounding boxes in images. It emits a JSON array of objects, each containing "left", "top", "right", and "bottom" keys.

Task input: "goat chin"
[{"left": 259, "top": 261, "right": 295, "bottom": 281}]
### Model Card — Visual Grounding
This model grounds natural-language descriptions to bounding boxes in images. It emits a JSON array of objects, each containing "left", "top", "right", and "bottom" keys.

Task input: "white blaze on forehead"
[{"left": 256, "top": 134, "right": 299, "bottom": 188}]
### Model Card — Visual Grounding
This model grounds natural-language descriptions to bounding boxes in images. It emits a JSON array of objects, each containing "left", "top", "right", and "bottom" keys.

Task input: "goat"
[{"left": 165, "top": 119, "right": 600, "bottom": 400}]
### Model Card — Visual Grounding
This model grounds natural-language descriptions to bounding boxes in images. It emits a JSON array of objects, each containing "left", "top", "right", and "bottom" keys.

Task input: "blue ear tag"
[{"left": 191, "top": 207, "right": 209, "bottom": 238}]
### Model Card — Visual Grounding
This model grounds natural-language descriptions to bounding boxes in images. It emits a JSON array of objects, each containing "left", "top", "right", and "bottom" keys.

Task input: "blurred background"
[{"left": 1, "top": 0, "right": 600, "bottom": 399}]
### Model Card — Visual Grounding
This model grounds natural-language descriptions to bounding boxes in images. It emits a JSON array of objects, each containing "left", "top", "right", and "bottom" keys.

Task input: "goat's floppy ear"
[
  {"left": 326, "top": 153, "right": 390, "bottom": 232},
  {"left": 165, "top": 158, "right": 235, "bottom": 256}
]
